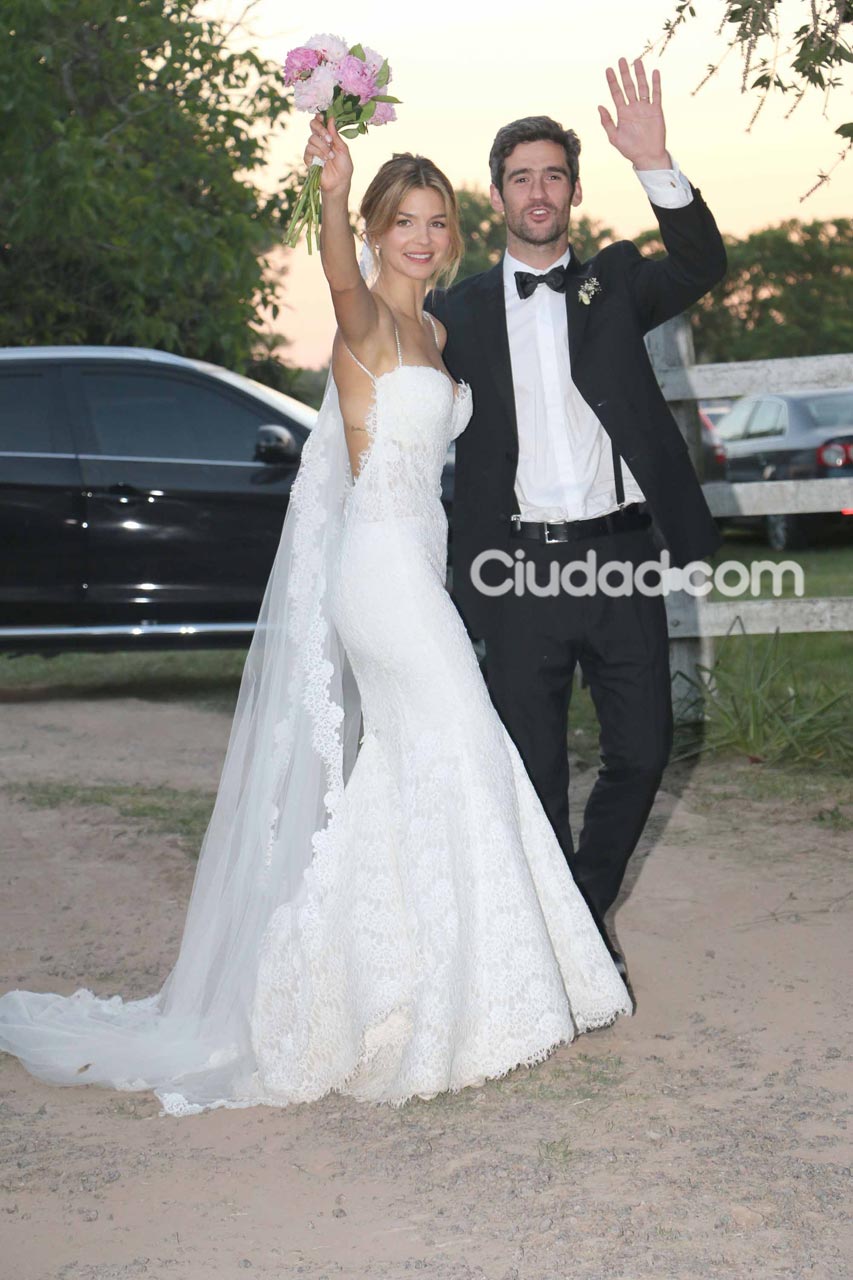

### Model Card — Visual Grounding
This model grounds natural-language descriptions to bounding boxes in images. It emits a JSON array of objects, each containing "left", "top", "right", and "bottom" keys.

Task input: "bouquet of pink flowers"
[{"left": 283, "top": 34, "right": 400, "bottom": 252}]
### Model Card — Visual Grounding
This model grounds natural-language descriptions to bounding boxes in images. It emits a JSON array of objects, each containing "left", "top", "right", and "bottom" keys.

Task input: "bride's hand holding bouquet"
[{"left": 304, "top": 114, "right": 353, "bottom": 203}]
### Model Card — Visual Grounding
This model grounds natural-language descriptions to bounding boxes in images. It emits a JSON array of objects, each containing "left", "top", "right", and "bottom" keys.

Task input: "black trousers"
[{"left": 482, "top": 526, "right": 673, "bottom": 930}]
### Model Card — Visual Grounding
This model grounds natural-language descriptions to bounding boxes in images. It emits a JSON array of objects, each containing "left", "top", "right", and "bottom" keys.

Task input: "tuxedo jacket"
[{"left": 426, "top": 184, "right": 728, "bottom": 640}]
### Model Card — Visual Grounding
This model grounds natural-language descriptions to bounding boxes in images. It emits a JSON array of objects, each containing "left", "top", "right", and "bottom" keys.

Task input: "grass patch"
[
  {"left": 710, "top": 533, "right": 853, "bottom": 601},
  {"left": 537, "top": 1134, "right": 578, "bottom": 1164},
  {"left": 680, "top": 757, "right": 847, "bottom": 809},
  {"left": 7, "top": 780, "right": 215, "bottom": 855},
  {"left": 814, "top": 805, "right": 853, "bottom": 833},
  {"left": 674, "top": 630, "right": 853, "bottom": 771},
  {"left": 0, "top": 649, "right": 247, "bottom": 713}
]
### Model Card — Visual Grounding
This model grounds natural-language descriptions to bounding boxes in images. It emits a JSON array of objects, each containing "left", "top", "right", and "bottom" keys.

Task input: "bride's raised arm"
[{"left": 304, "top": 115, "right": 381, "bottom": 361}]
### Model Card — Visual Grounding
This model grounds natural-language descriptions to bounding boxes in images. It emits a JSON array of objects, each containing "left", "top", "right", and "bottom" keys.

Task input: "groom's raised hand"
[{"left": 598, "top": 57, "right": 670, "bottom": 171}]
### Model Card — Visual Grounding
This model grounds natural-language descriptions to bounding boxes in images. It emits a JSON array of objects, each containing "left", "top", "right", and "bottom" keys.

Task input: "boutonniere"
[{"left": 577, "top": 277, "right": 602, "bottom": 305}]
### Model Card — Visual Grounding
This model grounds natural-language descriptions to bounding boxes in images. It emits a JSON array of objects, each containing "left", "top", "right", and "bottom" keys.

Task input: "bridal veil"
[{"left": 0, "top": 373, "right": 363, "bottom": 1114}]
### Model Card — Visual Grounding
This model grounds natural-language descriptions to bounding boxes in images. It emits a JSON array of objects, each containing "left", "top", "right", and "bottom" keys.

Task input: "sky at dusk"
[{"left": 207, "top": 0, "right": 853, "bottom": 368}]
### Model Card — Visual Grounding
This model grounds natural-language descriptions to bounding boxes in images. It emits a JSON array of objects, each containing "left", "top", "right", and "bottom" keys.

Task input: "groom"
[{"left": 427, "top": 57, "right": 726, "bottom": 980}]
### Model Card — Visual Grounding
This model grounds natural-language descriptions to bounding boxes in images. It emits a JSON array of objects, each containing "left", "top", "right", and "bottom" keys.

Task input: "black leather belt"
[{"left": 509, "top": 503, "right": 651, "bottom": 545}]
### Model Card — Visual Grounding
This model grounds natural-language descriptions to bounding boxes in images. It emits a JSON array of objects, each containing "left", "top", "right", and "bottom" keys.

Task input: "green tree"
[
  {"left": 691, "top": 217, "right": 853, "bottom": 361},
  {"left": 455, "top": 188, "right": 615, "bottom": 281},
  {"left": 0, "top": 0, "right": 293, "bottom": 371},
  {"left": 637, "top": 216, "right": 853, "bottom": 361}
]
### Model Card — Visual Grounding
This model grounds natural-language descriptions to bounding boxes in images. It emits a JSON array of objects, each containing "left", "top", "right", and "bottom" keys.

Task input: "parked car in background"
[
  {"left": 713, "top": 387, "right": 853, "bottom": 550},
  {"left": 699, "top": 408, "right": 728, "bottom": 481},
  {"left": 699, "top": 400, "right": 734, "bottom": 433},
  {"left": 0, "top": 347, "right": 457, "bottom": 654},
  {"left": 0, "top": 346, "right": 324, "bottom": 652}
]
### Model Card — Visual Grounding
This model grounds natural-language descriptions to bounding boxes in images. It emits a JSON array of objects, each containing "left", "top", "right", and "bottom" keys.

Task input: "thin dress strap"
[
  {"left": 341, "top": 340, "right": 376, "bottom": 383},
  {"left": 341, "top": 321, "right": 403, "bottom": 379},
  {"left": 423, "top": 311, "right": 439, "bottom": 347}
]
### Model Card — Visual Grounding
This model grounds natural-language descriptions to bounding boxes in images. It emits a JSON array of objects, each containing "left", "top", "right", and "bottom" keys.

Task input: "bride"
[{"left": 0, "top": 119, "right": 630, "bottom": 1115}]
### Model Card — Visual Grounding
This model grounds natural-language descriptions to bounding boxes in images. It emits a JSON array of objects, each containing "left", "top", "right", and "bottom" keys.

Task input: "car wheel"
[{"left": 765, "top": 513, "right": 807, "bottom": 551}]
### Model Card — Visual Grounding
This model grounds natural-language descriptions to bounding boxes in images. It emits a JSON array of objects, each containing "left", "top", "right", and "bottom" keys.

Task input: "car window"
[
  {"left": 79, "top": 369, "right": 274, "bottom": 462},
  {"left": 801, "top": 391, "right": 853, "bottom": 428},
  {"left": 714, "top": 399, "right": 755, "bottom": 441},
  {"left": 0, "top": 369, "right": 68, "bottom": 454},
  {"left": 747, "top": 400, "right": 786, "bottom": 438}
]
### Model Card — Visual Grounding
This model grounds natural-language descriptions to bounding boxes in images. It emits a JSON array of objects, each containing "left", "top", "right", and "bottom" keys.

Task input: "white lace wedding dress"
[{"left": 0, "top": 321, "right": 630, "bottom": 1114}]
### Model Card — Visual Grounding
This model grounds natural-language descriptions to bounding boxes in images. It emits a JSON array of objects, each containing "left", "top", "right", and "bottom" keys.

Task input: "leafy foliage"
[
  {"left": 649, "top": 1, "right": 853, "bottom": 194},
  {"left": 0, "top": 0, "right": 293, "bottom": 370}
]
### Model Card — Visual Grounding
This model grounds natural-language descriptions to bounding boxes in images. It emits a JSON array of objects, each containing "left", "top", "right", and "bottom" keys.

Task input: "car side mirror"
[{"left": 255, "top": 424, "right": 301, "bottom": 464}]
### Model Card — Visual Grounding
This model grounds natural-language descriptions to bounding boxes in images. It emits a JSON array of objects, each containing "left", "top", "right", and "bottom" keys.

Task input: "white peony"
[
  {"left": 305, "top": 33, "right": 349, "bottom": 64},
  {"left": 294, "top": 64, "right": 337, "bottom": 114}
]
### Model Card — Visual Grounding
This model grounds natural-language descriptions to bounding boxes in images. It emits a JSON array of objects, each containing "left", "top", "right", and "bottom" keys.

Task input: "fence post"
[
  {"left": 647, "top": 315, "right": 711, "bottom": 722},
  {"left": 645, "top": 314, "right": 705, "bottom": 475}
]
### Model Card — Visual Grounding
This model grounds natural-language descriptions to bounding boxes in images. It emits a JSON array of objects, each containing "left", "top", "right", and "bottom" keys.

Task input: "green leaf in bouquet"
[
  {"left": 349, "top": 43, "right": 366, "bottom": 59},
  {"left": 338, "top": 127, "right": 361, "bottom": 139},
  {"left": 376, "top": 59, "right": 390, "bottom": 88},
  {"left": 360, "top": 99, "right": 377, "bottom": 122},
  {"left": 372, "top": 95, "right": 401, "bottom": 104}
]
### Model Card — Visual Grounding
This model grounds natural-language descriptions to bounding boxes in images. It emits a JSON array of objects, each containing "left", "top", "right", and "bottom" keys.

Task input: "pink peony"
[
  {"left": 337, "top": 53, "right": 378, "bottom": 105},
  {"left": 283, "top": 46, "right": 320, "bottom": 85},
  {"left": 371, "top": 101, "right": 397, "bottom": 126},
  {"left": 293, "top": 63, "right": 337, "bottom": 114},
  {"left": 304, "top": 33, "right": 349, "bottom": 64}
]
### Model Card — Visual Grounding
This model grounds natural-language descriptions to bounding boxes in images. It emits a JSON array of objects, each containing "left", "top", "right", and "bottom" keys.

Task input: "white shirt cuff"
[{"left": 633, "top": 156, "right": 693, "bottom": 209}]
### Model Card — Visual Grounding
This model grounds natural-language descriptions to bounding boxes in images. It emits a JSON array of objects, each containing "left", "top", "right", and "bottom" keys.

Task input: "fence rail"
[
  {"left": 657, "top": 352, "right": 853, "bottom": 402},
  {"left": 702, "top": 476, "right": 853, "bottom": 518},
  {"left": 646, "top": 323, "right": 853, "bottom": 720}
]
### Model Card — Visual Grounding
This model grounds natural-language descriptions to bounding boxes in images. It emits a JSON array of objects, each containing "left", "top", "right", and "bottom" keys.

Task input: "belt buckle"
[{"left": 543, "top": 521, "right": 563, "bottom": 545}]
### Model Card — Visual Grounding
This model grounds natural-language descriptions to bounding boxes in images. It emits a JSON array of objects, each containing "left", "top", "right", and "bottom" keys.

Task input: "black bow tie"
[{"left": 514, "top": 263, "right": 568, "bottom": 300}]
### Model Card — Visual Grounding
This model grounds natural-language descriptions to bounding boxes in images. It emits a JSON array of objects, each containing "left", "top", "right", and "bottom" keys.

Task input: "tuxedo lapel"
[
  {"left": 563, "top": 244, "right": 592, "bottom": 367},
  {"left": 473, "top": 262, "right": 518, "bottom": 451}
]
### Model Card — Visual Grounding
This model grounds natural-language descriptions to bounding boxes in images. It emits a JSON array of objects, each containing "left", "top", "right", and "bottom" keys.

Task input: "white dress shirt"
[{"left": 504, "top": 159, "right": 693, "bottom": 522}]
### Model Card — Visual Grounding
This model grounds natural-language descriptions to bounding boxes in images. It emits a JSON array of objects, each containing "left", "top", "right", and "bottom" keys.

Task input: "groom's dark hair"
[{"left": 489, "top": 117, "right": 581, "bottom": 194}]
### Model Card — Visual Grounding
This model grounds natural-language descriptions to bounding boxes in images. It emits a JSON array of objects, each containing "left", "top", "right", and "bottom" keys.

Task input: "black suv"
[{"left": 0, "top": 347, "right": 318, "bottom": 653}]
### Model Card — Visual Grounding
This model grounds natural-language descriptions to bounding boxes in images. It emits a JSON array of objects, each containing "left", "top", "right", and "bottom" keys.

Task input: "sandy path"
[{"left": 1, "top": 697, "right": 851, "bottom": 1280}]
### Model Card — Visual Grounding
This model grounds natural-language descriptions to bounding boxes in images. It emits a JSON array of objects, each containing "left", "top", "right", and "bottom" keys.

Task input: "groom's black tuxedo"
[
  {"left": 427, "top": 184, "right": 727, "bottom": 641},
  {"left": 425, "top": 185, "right": 726, "bottom": 935}
]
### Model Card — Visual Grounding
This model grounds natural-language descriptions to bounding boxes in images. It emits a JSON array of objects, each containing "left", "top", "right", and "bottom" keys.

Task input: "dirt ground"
[{"left": 0, "top": 693, "right": 851, "bottom": 1280}]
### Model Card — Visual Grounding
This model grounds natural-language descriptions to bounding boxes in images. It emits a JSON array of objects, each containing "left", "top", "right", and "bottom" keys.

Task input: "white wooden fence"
[{"left": 646, "top": 322, "right": 853, "bottom": 721}]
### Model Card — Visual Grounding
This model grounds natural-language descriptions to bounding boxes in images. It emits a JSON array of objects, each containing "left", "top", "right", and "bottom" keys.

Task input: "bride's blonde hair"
[{"left": 360, "top": 153, "right": 464, "bottom": 288}]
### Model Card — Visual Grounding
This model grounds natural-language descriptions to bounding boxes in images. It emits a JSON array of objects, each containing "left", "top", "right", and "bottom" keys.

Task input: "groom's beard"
[{"left": 505, "top": 195, "right": 572, "bottom": 249}]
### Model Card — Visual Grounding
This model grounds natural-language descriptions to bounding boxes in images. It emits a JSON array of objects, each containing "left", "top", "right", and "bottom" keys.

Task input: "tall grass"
[{"left": 674, "top": 627, "right": 853, "bottom": 769}]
